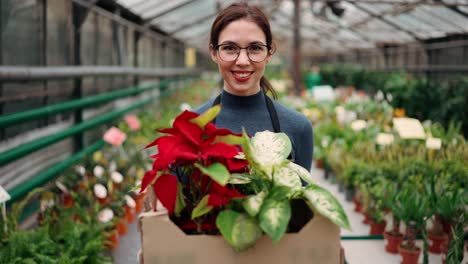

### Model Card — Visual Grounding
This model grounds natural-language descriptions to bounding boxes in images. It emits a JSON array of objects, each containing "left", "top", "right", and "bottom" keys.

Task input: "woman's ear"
[
  {"left": 210, "top": 44, "right": 218, "bottom": 63},
  {"left": 265, "top": 44, "right": 276, "bottom": 64}
]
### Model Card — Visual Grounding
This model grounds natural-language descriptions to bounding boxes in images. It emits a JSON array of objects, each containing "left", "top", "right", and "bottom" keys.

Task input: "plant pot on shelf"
[
  {"left": 428, "top": 232, "right": 448, "bottom": 254},
  {"left": 398, "top": 245, "right": 421, "bottom": 264},
  {"left": 134, "top": 193, "right": 146, "bottom": 213},
  {"left": 315, "top": 159, "right": 324, "bottom": 169},
  {"left": 362, "top": 212, "right": 370, "bottom": 225},
  {"left": 105, "top": 229, "right": 119, "bottom": 250},
  {"left": 352, "top": 197, "right": 361, "bottom": 212},
  {"left": 369, "top": 220, "right": 386, "bottom": 235},
  {"left": 116, "top": 217, "right": 128, "bottom": 235},
  {"left": 384, "top": 231, "right": 403, "bottom": 254},
  {"left": 125, "top": 205, "right": 135, "bottom": 223}
]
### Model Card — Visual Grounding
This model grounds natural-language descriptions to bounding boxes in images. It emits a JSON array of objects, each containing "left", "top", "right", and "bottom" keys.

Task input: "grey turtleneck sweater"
[{"left": 195, "top": 90, "right": 313, "bottom": 171}]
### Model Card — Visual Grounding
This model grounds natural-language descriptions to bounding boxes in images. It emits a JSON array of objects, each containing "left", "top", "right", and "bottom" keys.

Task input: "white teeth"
[{"left": 234, "top": 72, "right": 251, "bottom": 78}]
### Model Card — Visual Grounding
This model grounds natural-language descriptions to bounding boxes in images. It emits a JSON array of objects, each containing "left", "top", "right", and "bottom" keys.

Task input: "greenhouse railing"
[{"left": 0, "top": 65, "right": 198, "bottom": 205}]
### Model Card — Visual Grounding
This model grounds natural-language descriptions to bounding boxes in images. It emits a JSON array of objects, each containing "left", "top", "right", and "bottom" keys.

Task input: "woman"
[{"left": 196, "top": 2, "right": 313, "bottom": 171}]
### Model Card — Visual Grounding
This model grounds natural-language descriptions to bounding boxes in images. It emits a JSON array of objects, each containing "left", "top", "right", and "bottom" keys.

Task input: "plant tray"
[{"left": 138, "top": 211, "right": 343, "bottom": 264}]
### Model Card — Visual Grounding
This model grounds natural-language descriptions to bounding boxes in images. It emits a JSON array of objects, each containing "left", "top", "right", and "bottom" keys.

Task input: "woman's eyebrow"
[{"left": 218, "top": 41, "right": 266, "bottom": 45}]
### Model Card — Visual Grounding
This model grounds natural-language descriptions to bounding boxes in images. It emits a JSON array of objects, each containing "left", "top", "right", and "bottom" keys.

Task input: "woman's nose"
[{"left": 235, "top": 49, "right": 250, "bottom": 65}]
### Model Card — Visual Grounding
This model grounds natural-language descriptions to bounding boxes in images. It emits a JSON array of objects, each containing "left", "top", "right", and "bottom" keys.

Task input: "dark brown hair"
[{"left": 210, "top": 2, "right": 277, "bottom": 99}]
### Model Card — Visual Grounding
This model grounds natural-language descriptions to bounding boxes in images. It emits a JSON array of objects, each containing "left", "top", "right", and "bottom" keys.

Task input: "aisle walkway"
[{"left": 112, "top": 166, "right": 447, "bottom": 264}]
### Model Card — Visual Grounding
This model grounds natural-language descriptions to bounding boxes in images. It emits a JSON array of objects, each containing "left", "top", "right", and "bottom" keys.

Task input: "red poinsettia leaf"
[
  {"left": 158, "top": 127, "right": 176, "bottom": 135},
  {"left": 210, "top": 181, "right": 245, "bottom": 199},
  {"left": 178, "top": 121, "right": 203, "bottom": 146},
  {"left": 200, "top": 142, "right": 239, "bottom": 160},
  {"left": 153, "top": 174, "right": 178, "bottom": 214},
  {"left": 207, "top": 193, "right": 230, "bottom": 207},
  {"left": 140, "top": 170, "right": 157, "bottom": 193},
  {"left": 156, "top": 135, "right": 198, "bottom": 167},
  {"left": 204, "top": 123, "right": 232, "bottom": 137},
  {"left": 225, "top": 157, "right": 249, "bottom": 171}
]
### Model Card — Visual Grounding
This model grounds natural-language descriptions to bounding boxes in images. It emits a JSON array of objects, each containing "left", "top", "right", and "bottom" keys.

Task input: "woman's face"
[{"left": 211, "top": 19, "right": 271, "bottom": 96}]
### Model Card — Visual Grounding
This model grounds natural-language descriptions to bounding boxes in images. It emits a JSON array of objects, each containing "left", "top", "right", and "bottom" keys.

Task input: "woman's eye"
[
  {"left": 250, "top": 45, "right": 263, "bottom": 51},
  {"left": 221, "top": 45, "right": 237, "bottom": 51}
]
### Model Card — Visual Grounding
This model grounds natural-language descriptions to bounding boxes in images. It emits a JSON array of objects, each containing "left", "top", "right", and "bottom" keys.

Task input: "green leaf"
[
  {"left": 217, "top": 210, "right": 263, "bottom": 252},
  {"left": 190, "top": 105, "right": 221, "bottom": 128},
  {"left": 303, "top": 184, "right": 351, "bottom": 230},
  {"left": 243, "top": 191, "right": 267, "bottom": 217},
  {"left": 251, "top": 131, "right": 292, "bottom": 176},
  {"left": 273, "top": 165, "right": 302, "bottom": 192},
  {"left": 191, "top": 195, "right": 213, "bottom": 220},
  {"left": 259, "top": 198, "right": 291, "bottom": 242},
  {"left": 213, "top": 134, "right": 245, "bottom": 145},
  {"left": 228, "top": 173, "right": 252, "bottom": 184},
  {"left": 194, "top": 162, "right": 230, "bottom": 186},
  {"left": 174, "top": 182, "right": 186, "bottom": 217},
  {"left": 285, "top": 162, "right": 315, "bottom": 185}
]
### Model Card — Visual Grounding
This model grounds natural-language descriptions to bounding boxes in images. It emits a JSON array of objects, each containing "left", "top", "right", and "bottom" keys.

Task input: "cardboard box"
[{"left": 139, "top": 211, "right": 342, "bottom": 264}]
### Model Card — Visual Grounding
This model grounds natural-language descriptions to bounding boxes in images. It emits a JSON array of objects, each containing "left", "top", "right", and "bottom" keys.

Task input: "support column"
[{"left": 292, "top": 0, "right": 301, "bottom": 96}]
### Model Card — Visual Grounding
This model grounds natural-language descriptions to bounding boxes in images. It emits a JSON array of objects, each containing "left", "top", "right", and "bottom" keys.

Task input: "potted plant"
[
  {"left": 383, "top": 183, "right": 404, "bottom": 254},
  {"left": 396, "top": 184, "right": 431, "bottom": 264},
  {"left": 139, "top": 106, "right": 350, "bottom": 252}
]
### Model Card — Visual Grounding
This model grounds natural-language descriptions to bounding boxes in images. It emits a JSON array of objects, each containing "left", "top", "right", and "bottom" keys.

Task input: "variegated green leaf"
[
  {"left": 228, "top": 173, "right": 252, "bottom": 184},
  {"left": 251, "top": 131, "right": 292, "bottom": 176},
  {"left": 194, "top": 162, "right": 230, "bottom": 186},
  {"left": 243, "top": 191, "right": 267, "bottom": 217},
  {"left": 191, "top": 195, "right": 213, "bottom": 220},
  {"left": 259, "top": 198, "right": 291, "bottom": 242},
  {"left": 217, "top": 210, "right": 263, "bottom": 252},
  {"left": 303, "top": 184, "right": 351, "bottom": 230},
  {"left": 190, "top": 105, "right": 221, "bottom": 128},
  {"left": 273, "top": 165, "right": 302, "bottom": 192},
  {"left": 285, "top": 162, "right": 315, "bottom": 185}
]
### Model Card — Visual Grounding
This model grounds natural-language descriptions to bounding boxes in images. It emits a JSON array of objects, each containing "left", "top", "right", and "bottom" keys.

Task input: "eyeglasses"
[{"left": 215, "top": 43, "right": 270, "bottom": 62}]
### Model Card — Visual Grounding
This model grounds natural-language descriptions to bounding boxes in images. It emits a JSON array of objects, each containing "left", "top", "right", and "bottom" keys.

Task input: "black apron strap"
[
  {"left": 211, "top": 93, "right": 293, "bottom": 161},
  {"left": 211, "top": 94, "right": 281, "bottom": 133}
]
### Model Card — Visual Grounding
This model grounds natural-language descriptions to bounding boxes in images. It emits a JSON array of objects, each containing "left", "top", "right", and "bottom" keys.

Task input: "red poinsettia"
[{"left": 140, "top": 106, "right": 248, "bottom": 215}]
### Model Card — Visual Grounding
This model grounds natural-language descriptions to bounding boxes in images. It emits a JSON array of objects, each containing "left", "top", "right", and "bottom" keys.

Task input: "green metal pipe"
[
  {"left": 6, "top": 140, "right": 105, "bottom": 205},
  {"left": 0, "top": 79, "right": 176, "bottom": 128},
  {"left": 0, "top": 93, "right": 160, "bottom": 166}
]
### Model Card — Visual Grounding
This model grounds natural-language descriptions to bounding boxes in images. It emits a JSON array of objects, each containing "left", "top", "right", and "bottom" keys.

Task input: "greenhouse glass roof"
[{"left": 115, "top": 0, "right": 468, "bottom": 55}]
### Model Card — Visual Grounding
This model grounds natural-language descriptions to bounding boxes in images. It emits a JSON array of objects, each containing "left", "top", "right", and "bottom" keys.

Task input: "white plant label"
[
  {"left": 75, "top": 165, "right": 86, "bottom": 176},
  {"left": 125, "top": 195, "right": 136, "bottom": 208},
  {"left": 0, "top": 185, "right": 10, "bottom": 204},
  {"left": 376, "top": 133, "right": 394, "bottom": 145},
  {"left": 55, "top": 181, "right": 69, "bottom": 194},
  {"left": 426, "top": 137, "right": 442, "bottom": 150},
  {"left": 98, "top": 208, "right": 114, "bottom": 223},
  {"left": 109, "top": 161, "right": 117, "bottom": 172},
  {"left": 111, "top": 171, "right": 123, "bottom": 184},
  {"left": 350, "top": 120, "right": 367, "bottom": 131},
  {"left": 94, "top": 165, "right": 105, "bottom": 178},
  {"left": 393, "top": 117, "right": 426, "bottom": 139},
  {"left": 94, "top": 184, "right": 108, "bottom": 199}
]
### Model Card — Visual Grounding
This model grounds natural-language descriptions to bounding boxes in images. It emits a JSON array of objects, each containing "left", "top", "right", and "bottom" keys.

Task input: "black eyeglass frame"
[{"left": 214, "top": 43, "right": 271, "bottom": 62}]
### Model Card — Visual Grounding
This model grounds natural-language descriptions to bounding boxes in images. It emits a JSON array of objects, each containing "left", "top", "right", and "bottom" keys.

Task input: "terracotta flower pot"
[
  {"left": 362, "top": 212, "right": 370, "bottom": 225},
  {"left": 353, "top": 197, "right": 361, "bottom": 212},
  {"left": 398, "top": 245, "right": 421, "bottom": 264},
  {"left": 116, "top": 217, "right": 128, "bottom": 235},
  {"left": 105, "top": 229, "right": 119, "bottom": 250},
  {"left": 369, "top": 220, "right": 386, "bottom": 235},
  {"left": 134, "top": 193, "right": 146, "bottom": 213},
  {"left": 125, "top": 205, "right": 135, "bottom": 223},
  {"left": 384, "top": 231, "right": 403, "bottom": 254},
  {"left": 428, "top": 232, "right": 448, "bottom": 254},
  {"left": 315, "top": 159, "right": 324, "bottom": 169}
]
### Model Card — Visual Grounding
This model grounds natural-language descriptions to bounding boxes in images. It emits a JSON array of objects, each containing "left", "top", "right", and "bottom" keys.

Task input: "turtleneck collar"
[{"left": 220, "top": 89, "right": 266, "bottom": 111}]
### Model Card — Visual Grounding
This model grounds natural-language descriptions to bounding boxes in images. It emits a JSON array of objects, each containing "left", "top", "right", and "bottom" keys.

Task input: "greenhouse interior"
[{"left": 0, "top": 0, "right": 467, "bottom": 263}]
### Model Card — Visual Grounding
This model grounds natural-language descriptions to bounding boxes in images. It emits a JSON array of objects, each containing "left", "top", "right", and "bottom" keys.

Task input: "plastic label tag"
[
  {"left": 0, "top": 185, "right": 11, "bottom": 204},
  {"left": 393, "top": 118, "right": 426, "bottom": 139},
  {"left": 376, "top": 133, "right": 394, "bottom": 146},
  {"left": 426, "top": 137, "right": 442, "bottom": 150}
]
